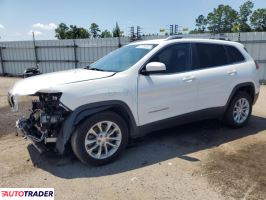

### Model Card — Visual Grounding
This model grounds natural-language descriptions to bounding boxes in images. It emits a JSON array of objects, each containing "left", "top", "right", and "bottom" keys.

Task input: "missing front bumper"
[
  {"left": 16, "top": 118, "right": 44, "bottom": 142},
  {"left": 16, "top": 118, "right": 57, "bottom": 153}
]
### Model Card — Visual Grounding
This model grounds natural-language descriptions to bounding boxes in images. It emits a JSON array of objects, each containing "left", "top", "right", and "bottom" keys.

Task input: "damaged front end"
[{"left": 10, "top": 93, "right": 70, "bottom": 153}]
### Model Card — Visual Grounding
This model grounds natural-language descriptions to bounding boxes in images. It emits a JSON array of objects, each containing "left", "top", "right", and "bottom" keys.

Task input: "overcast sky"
[{"left": 0, "top": 0, "right": 265, "bottom": 41}]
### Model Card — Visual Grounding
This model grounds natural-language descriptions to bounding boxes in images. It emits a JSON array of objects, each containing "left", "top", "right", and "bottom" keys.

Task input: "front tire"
[
  {"left": 224, "top": 91, "right": 252, "bottom": 128},
  {"left": 71, "top": 111, "right": 129, "bottom": 165}
]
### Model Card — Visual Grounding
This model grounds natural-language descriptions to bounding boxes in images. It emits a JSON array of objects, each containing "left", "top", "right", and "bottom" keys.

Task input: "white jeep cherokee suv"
[{"left": 8, "top": 37, "right": 260, "bottom": 165}]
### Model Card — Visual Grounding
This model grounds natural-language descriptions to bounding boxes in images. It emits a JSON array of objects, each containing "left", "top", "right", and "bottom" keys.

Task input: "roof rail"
[
  {"left": 165, "top": 34, "right": 231, "bottom": 41},
  {"left": 165, "top": 35, "right": 183, "bottom": 40}
]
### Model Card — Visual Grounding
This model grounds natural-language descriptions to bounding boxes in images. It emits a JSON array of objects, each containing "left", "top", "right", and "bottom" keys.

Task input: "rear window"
[
  {"left": 192, "top": 43, "right": 228, "bottom": 69},
  {"left": 225, "top": 45, "right": 245, "bottom": 64}
]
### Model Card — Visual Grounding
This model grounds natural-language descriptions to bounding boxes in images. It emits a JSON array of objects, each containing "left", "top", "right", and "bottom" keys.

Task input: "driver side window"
[{"left": 150, "top": 43, "right": 191, "bottom": 73}]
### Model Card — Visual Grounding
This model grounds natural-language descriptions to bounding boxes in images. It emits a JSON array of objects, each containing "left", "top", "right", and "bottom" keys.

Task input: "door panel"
[
  {"left": 137, "top": 43, "right": 198, "bottom": 126},
  {"left": 193, "top": 66, "right": 234, "bottom": 110},
  {"left": 191, "top": 43, "right": 235, "bottom": 110},
  {"left": 138, "top": 72, "right": 197, "bottom": 125}
]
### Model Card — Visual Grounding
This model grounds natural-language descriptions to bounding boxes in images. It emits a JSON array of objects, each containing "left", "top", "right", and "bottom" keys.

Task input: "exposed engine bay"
[{"left": 14, "top": 93, "right": 70, "bottom": 152}]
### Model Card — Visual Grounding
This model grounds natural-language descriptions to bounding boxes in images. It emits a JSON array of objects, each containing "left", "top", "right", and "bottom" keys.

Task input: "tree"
[
  {"left": 112, "top": 22, "right": 123, "bottom": 37},
  {"left": 55, "top": 23, "right": 90, "bottom": 39},
  {"left": 207, "top": 4, "right": 238, "bottom": 33},
  {"left": 189, "top": 29, "right": 202, "bottom": 34},
  {"left": 66, "top": 25, "right": 77, "bottom": 38},
  {"left": 195, "top": 15, "right": 208, "bottom": 33},
  {"left": 238, "top": 0, "right": 254, "bottom": 32},
  {"left": 77, "top": 28, "right": 91, "bottom": 38},
  {"left": 250, "top": 8, "right": 266, "bottom": 31},
  {"left": 55, "top": 23, "right": 69, "bottom": 39},
  {"left": 100, "top": 29, "right": 112, "bottom": 38},
  {"left": 90, "top": 23, "right": 101, "bottom": 38},
  {"left": 67, "top": 25, "right": 90, "bottom": 39}
]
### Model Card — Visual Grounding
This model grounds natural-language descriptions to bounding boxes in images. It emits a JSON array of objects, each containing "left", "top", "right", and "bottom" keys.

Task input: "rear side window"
[
  {"left": 192, "top": 43, "right": 228, "bottom": 69},
  {"left": 225, "top": 45, "right": 245, "bottom": 64}
]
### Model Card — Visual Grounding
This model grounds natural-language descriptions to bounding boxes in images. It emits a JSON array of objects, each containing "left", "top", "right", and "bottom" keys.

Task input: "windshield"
[{"left": 89, "top": 44, "right": 157, "bottom": 72}]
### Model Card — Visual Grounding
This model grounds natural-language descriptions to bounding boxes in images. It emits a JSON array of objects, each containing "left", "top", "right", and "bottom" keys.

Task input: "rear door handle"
[
  {"left": 182, "top": 76, "right": 195, "bottom": 82},
  {"left": 227, "top": 69, "right": 237, "bottom": 76}
]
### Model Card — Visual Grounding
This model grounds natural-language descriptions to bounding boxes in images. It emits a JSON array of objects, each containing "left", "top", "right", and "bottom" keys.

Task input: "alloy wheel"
[
  {"left": 84, "top": 121, "right": 122, "bottom": 159},
  {"left": 233, "top": 98, "right": 250, "bottom": 124}
]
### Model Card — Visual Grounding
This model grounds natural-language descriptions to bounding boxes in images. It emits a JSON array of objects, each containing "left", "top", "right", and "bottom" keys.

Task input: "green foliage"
[
  {"left": 100, "top": 30, "right": 112, "bottom": 38},
  {"left": 250, "top": 8, "right": 266, "bottom": 31},
  {"left": 112, "top": 22, "right": 123, "bottom": 37},
  {"left": 55, "top": 23, "right": 90, "bottom": 39},
  {"left": 55, "top": 22, "right": 119, "bottom": 39},
  {"left": 189, "top": 29, "right": 202, "bottom": 34},
  {"left": 238, "top": 0, "right": 254, "bottom": 31},
  {"left": 77, "top": 28, "right": 91, "bottom": 38},
  {"left": 90, "top": 23, "right": 101, "bottom": 38},
  {"left": 207, "top": 4, "right": 238, "bottom": 33},
  {"left": 67, "top": 25, "right": 90, "bottom": 39},
  {"left": 55, "top": 23, "right": 69, "bottom": 39},
  {"left": 192, "top": 1, "right": 266, "bottom": 34},
  {"left": 195, "top": 15, "right": 207, "bottom": 33}
]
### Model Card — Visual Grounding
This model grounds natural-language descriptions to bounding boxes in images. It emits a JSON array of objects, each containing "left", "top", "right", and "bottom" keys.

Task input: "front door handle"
[
  {"left": 182, "top": 76, "right": 195, "bottom": 82},
  {"left": 227, "top": 69, "right": 237, "bottom": 76}
]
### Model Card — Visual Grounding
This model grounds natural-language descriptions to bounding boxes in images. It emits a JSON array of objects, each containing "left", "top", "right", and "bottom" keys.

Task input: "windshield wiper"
[
  {"left": 84, "top": 65, "right": 117, "bottom": 72},
  {"left": 89, "top": 67, "right": 105, "bottom": 71},
  {"left": 85, "top": 65, "right": 105, "bottom": 71}
]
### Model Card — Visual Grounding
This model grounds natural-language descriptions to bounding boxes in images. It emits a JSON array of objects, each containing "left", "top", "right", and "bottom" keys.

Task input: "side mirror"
[{"left": 144, "top": 62, "right": 166, "bottom": 73}]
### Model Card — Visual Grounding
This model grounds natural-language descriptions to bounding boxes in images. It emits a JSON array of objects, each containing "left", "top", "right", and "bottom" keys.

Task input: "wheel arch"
[
  {"left": 56, "top": 100, "right": 138, "bottom": 154},
  {"left": 226, "top": 82, "right": 256, "bottom": 110}
]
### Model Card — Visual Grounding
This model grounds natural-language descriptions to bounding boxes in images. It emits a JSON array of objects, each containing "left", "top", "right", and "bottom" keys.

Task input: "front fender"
[{"left": 56, "top": 100, "right": 138, "bottom": 154}]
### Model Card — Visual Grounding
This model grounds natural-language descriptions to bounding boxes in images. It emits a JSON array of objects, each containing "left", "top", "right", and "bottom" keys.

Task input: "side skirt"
[{"left": 137, "top": 107, "right": 226, "bottom": 137}]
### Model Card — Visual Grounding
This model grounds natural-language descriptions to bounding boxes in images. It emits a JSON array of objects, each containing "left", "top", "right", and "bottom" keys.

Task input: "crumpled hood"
[{"left": 10, "top": 68, "right": 115, "bottom": 95}]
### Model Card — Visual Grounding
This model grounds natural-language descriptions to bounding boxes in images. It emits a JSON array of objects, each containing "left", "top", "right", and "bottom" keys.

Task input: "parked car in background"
[{"left": 23, "top": 64, "right": 41, "bottom": 78}]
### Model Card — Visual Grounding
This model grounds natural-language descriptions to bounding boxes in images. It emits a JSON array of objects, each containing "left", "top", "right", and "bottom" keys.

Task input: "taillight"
[{"left": 255, "top": 61, "right": 260, "bottom": 70}]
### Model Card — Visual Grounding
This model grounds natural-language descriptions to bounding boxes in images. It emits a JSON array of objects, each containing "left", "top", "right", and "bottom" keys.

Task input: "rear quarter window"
[
  {"left": 192, "top": 43, "right": 229, "bottom": 69},
  {"left": 225, "top": 45, "right": 245, "bottom": 64}
]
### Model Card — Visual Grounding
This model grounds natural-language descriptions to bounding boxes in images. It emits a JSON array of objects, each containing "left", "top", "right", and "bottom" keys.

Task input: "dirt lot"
[{"left": 0, "top": 77, "right": 265, "bottom": 200}]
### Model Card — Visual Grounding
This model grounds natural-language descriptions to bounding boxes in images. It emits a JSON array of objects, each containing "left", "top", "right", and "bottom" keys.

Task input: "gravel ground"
[{"left": 0, "top": 77, "right": 265, "bottom": 200}]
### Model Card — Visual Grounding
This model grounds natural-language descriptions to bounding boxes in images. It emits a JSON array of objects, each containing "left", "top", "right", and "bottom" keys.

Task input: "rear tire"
[
  {"left": 224, "top": 91, "right": 252, "bottom": 128},
  {"left": 71, "top": 111, "right": 129, "bottom": 165}
]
